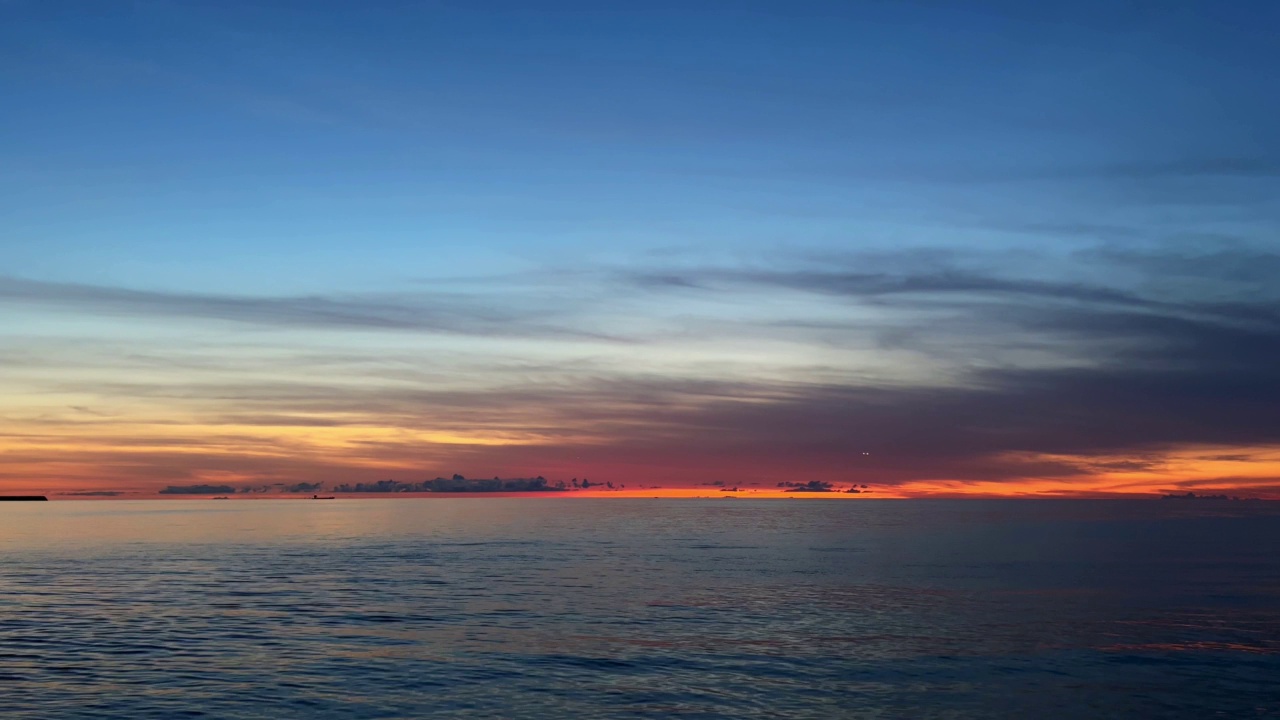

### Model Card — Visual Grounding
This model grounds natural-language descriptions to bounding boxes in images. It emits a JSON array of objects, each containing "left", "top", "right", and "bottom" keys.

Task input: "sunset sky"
[{"left": 2, "top": 0, "right": 1278, "bottom": 497}]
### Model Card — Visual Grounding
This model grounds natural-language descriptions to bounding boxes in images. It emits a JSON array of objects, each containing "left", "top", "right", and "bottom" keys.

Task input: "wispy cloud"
[
  {"left": 0, "top": 276, "right": 619, "bottom": 341},
  {"left": 3, "top": 243, "right": 1279, "bottom": 495}
]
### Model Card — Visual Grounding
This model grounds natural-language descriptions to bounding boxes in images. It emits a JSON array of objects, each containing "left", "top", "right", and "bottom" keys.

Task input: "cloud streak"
[
  {"left": 0, "top": 276, "right": 618, "bottom": 341},
  {"left": 3, "top": 243, "right": 1279, "bottom": 496}
]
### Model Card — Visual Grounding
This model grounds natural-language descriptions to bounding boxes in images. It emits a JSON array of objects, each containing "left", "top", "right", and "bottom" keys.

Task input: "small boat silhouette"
[{"left": 311, "top": 495, "right": 336, "bottom": 500}]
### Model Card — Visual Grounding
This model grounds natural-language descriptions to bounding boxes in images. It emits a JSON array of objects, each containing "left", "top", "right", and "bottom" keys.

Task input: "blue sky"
[
  {"left": 1, "top": 0, "right": 1279, "bottom": 495},
  {"left": 5, "top": 0, "right": 1276, "bottom": 290}
]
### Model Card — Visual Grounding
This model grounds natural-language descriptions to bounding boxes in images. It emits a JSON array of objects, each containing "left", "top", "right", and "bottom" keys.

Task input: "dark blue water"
[{"left": 2, "top": 499, "right": 1277, "bottom": 718}]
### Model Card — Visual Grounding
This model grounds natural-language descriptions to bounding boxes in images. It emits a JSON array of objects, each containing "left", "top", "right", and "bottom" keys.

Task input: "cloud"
[
  {"left": 760, "top": 155, "right": 1280, "bottom": 191},
  {"left": 157, "top": 484, "right": 236, "bottom": 495},
  {"left": 585, "top": 243, "right": 1278, "bottom": 484},
  {"left": 1086, "top": 158, "right": 1280, "bottom": 180},
  {"left": 632, "top": 266, "right": 1163, "bottom": 308},
  {"left": 0, "top": 276, "right": 617, "bottom": 341},
  {"left": 3, "top": 242, "right": 1279, "bottom": 496},
  {"left": 1083, "top": 243, "right": 1280, "bottom": 291},
  {"left": 70, "top": 342, "right": 1272, "bottom": 489}
]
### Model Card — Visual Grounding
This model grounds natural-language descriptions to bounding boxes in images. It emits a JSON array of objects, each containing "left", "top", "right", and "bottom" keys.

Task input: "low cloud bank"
[{"left": 158, "top": 484, "right": 236, "bottom": 495}]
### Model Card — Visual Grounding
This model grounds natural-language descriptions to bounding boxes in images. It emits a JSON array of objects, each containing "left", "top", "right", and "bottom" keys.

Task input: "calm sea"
[{"left": 2, "top": 499, "right": 1277, "bottom": 719}]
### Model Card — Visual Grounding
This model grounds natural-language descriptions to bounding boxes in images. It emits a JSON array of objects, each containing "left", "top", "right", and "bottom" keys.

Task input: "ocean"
[{"left": 2, "top": 498, "right": 1277, "bottom": 718}]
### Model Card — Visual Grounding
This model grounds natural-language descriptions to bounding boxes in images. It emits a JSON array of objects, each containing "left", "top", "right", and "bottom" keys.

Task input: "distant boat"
[
  {"left": 311, "top": 495, "right": 336, "bottom": 500},
  {"left": 212, "top": 496, "right": 229, "bottom": 500},
  {"left": 0, "top": 495, "right": 48, "bottom": 501}
]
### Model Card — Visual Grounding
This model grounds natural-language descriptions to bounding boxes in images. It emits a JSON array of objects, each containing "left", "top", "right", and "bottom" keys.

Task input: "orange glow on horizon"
[
  {"left": 891, "top": 447, "right": 1280, "bottom": 499},
  {"left": 3, "top": 414, "right": 1278, "bottom": 501}
]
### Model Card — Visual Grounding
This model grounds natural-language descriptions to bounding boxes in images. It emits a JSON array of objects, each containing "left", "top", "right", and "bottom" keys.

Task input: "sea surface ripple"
[{"left": 2, "top": 499, "right": 1278, "bottom": 718}]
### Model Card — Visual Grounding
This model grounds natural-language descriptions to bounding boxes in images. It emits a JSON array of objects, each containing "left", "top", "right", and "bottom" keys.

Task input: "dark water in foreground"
[{"left": 1, "top": 499, "right": 1277, "bottom": 719}]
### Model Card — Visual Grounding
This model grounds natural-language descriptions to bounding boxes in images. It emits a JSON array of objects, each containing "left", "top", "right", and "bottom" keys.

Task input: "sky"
[{"left": 2, "top": 0, "right": 1279, "bottom": 498}]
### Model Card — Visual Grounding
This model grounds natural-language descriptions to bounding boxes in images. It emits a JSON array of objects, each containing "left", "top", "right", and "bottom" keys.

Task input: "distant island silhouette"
[
  {"left": 332, "top": 475, "right": 604, "bottom": 493},
  {"left": 157, "top": 475, "right": 621, "bottom": 496},
  {"left": 1161, "top": 492, "right": 1251, "bottom": 501},
  {"left": 151, "top": 475, "right": 879, "bottom": 497},
  {"left": 0, "top": 495, "right": 48, "bottom": 501}
]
